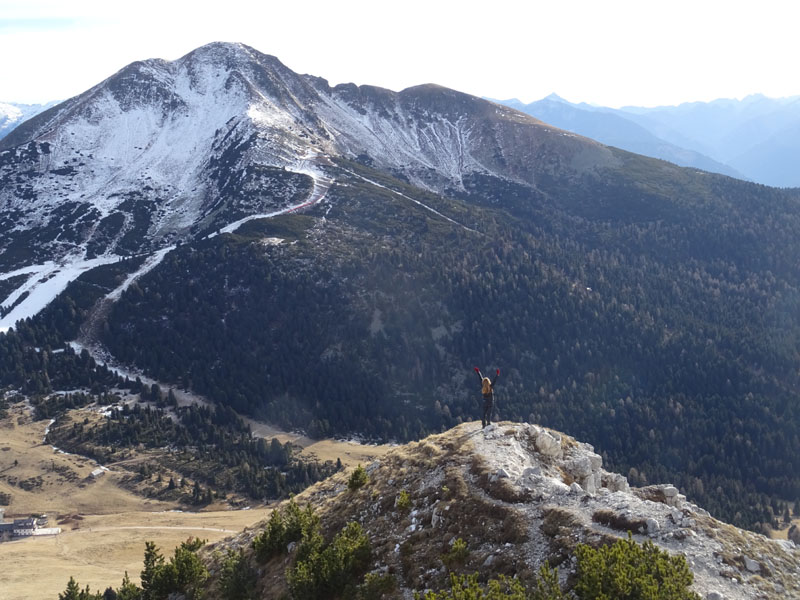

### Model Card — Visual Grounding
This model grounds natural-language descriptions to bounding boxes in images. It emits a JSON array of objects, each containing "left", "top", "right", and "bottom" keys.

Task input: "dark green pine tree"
[
  {"left": 141, "top": 541, "right": 165, "bottom": 600},
  {"left": 58, "top": 577, "right": 81, "bottom": 600},
  {"left": 115, "top": 572, "right": 141, "bottom": 600}
]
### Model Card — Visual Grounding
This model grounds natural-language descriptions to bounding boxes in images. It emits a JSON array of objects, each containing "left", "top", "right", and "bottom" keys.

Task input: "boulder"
[
  {"left": 522, "top": 466, "right": 542, "bottom": 478},
  {"left": 646, "top": 517, "right": 660, "bottom": 536},
  {"left": 567, "top": 456, "right": 593, "bottom": 479},
  {"left": 634, "top": 484, "right": 682, "bottom": 507},
  {"left": 743, "top": 556, "right": 760, "bottom": 573},
  {"left": 535, "top": 430, "right": 562, "bottom": 458},
  {"left": 601, "top": 472, "right": 629, "bottom": 493},
  {"left": 579, "top": 475, "right": 597, "bottom": 494},
  {"left": 490, "top": 468, "right": 510, "bottom": 483},
  {"left": 431, "top": 507, "right": 443, "bottom": 528},
  {"left": 587, "top": 452, "right": 603, "bottom": 471}
]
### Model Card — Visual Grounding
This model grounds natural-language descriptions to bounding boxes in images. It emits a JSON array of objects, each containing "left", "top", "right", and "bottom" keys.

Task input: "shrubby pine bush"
[
  {"left": 348, "top": 464, "right": 369, "bottom": 491},
  {"left": 218, "top": 548, "right": 257, "bottom": 600},
  {"left": 414, "top": 572, "right": 529, "bottom": 600},
  {"left": 441, "top": 537, "right": 469, "bottom": 569},
  {"left": 419, "top": 536, "right": 700, "bottom": 600},
  {"left": 575, "top": 534, "right": 701, "bottom": 600},
  {"left": 396, "top": 489, "right": 411, "bottom": 512},
  {"left": 416, "top": 565, "right": 564, "bottom": 600},
  {"left": 287, "top": 521, "right": 372, "bottom": 599},
  {"left": 357, "top": 572, "right": 397, "bottom": 600},
  {"left": 253, "top": 499, "right": 319, "bottom": 562}
]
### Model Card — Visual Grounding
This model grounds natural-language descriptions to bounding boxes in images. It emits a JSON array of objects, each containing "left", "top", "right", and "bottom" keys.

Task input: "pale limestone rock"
[
  {"left": 587, "top": 452, "right": 603, "bottom": 471},
  {"left": 567, "top": 455, "right": 593, "bottom": 479},
  {"left": 431, "top": 507, "right": 443, "bottom": 528},
  {"left": 522, "top": 466, "right": 542, "bottom": 478},
  {"left": 602, "top": 472, "right": 629, "bottom": 493},
  {"left": 580, "top": 475, "right": 597, "bottom": 494},
  {"left": 646, "top": 517, "right": 660, "bottom": 536},
  {"left": 535, "top": 430, "right": 562, "bottom": 458}
]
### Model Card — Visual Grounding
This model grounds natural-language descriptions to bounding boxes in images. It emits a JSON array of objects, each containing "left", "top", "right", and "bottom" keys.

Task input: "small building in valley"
[{"left": 0, "top": 510, "right": 61, "bottom": 540}]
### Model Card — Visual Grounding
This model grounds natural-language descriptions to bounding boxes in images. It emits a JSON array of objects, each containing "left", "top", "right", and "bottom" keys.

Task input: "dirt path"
[{"left": 80, "top": 525, "right": 238, "bottom": 533}]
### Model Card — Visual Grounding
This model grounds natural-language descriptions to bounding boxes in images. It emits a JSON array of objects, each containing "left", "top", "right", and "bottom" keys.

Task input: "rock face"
[
  {"left": 533, "top": 427, "right": 562, "bottom": 457},
  {"left": 215, "top": 422, "right": 800, "bottom": 600}
]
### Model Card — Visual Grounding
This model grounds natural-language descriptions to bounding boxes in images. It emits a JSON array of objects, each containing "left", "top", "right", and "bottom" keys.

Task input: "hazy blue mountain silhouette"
[{"left": 497, "top": 93, "right": 800, "bottom": 187}]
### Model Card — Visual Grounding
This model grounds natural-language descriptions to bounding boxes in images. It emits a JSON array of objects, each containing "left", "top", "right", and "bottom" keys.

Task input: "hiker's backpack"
[{"left": 482, "top": 377, "right": 492, "bottom": 395}]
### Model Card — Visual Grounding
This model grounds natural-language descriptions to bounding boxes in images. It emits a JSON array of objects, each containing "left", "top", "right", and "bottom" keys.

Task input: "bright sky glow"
[{"left": 1, "top": 0, "right": 798, "bottom": 107}]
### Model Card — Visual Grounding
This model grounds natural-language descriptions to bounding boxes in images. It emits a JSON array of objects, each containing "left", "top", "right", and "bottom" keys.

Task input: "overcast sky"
[{"left": 1, "top": 0, "right": 798, "bottom": 107}]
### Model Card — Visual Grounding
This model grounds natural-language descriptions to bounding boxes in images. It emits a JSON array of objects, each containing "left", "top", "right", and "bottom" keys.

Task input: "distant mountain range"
[
  {"left": 495, "top": 93, "right": 800, "bottom": 187},
  {"left": 0, "top": 101, "right": 58, "bottom": 140}
]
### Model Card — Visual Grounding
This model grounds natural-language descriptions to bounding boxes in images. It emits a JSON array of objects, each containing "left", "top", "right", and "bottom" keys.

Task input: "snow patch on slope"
[
  {"left": 0, "top": 255, "right": 118, "bottom": 333},
  {"left": 106, "top": 246, "right": 174, "bottom": 302},
  {"left": 314, "top": 91, "right": 482, "bottom": 187}
]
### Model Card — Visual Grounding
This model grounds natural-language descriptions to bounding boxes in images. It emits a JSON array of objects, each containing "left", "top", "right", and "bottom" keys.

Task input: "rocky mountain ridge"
[
  {"left": 207, "top": 421, "right": 800, "bottom": 599},
  {"left": 0, "top": 41, "right": 616, "bottom": 272}
]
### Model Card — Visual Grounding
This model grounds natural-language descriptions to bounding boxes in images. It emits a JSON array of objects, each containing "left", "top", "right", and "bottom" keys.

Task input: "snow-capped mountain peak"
[{"left": 0, "top": 41, "right": 616, "bottom": 330}]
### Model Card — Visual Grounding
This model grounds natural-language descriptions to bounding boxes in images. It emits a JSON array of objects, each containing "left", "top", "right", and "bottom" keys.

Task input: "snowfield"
[{"left": 0, "top": 255, "right": 118, "bottom": 333}]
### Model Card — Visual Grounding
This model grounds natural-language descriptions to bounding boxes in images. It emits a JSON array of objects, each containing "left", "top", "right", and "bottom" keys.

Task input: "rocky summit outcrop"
[{"left": 206, "top": 422, "right": 800, "bottom": 599}]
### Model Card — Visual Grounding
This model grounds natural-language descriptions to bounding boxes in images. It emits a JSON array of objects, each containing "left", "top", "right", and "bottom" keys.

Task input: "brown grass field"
[
  {"left": 0, "top": 508, "right": 272, "bottom": 599},
  {"left": 769, "top": 517, "right": 800, "bottom": 541},
  {"left": 0, "top": 403, "right": 390, "bottom": 599}
]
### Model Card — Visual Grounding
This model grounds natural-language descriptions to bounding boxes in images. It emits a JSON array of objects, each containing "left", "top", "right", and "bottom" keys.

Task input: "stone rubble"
[{"left": 468, "top": 422, "right": 800, "bottom": 600}]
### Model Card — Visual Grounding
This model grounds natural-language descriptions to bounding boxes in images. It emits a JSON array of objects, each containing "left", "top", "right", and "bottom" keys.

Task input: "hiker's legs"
[{"left": 482, "top": 397, "right": 493, "bottom": 427}]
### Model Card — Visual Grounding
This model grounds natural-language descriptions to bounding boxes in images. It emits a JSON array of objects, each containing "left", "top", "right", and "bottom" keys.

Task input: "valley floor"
[
  {"left": 0, "top": 509, "right": 272, "bottom": 600},
  {"left": 0, "top": 402, "right": 389, "bottom": 599}
]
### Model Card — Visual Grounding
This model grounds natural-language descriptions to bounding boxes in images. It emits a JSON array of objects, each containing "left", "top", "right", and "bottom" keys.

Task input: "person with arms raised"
[{"left": 474, "top": 367, "right": 500, "bottom": 428}]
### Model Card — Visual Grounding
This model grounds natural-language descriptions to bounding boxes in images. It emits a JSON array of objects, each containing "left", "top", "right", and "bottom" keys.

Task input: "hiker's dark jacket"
[{"left": 476, "top": 370, "right": 499, "bottom": 398}]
